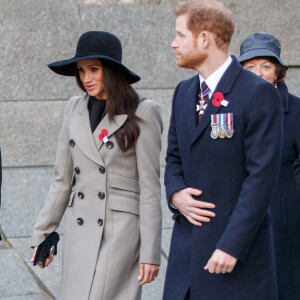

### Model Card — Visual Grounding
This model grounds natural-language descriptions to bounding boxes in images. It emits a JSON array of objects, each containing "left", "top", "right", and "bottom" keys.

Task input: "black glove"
[{"left": 33, "top": 232, "right": 60, "bottom": 268}]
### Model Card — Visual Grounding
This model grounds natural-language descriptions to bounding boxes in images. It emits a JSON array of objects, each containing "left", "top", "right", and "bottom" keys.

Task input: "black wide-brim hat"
[
  {"left": 48, "top": 31, "right": 140, "bottom": 84},
  {"left": 238, "top": 32, "right": 288, "bottom": 69}
]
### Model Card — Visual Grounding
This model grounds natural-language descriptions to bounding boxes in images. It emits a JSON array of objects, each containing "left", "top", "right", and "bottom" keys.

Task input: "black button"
[
  {"left": 97, "top": 219, "right": 103, "bottom": 226},
  {"left": 99, "top": 166, "right": 105, "bottom": 174},
  {"left": 78, "top": 192, "right": 84, "bottom": 199},
  {"left": 74, "top": 167, "right": 80, "bottom": 174},
  {"left": 77, "top": 218, "right": 84, "bottom": 225},
  {"left": 69, "top": 139, "right": 75, "bottom": 147},
  {"left": 98, "top": 192, "right": 105, "bottom": 200},
  {"left": 106, "top": 141, "right": 114, "bottom": 149}
]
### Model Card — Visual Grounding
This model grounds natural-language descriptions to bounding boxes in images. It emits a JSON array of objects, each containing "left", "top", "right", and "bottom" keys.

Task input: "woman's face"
[
  {"left": 77, "top": 59, "right": 107, "bottom": 99},
  {"left": 243, "top": 58, "right": 278, "bottom": 85}
]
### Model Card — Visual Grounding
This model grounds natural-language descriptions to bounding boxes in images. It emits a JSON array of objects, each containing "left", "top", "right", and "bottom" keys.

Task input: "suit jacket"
[
  {"left": 163, "top": 57, "right": 282, "bottom": 300},
  {"left": 32, "top": 95, "right": 163, "bottom": 300},
  {"left": 271, "top": 83, "right": 300, "bottom": 300}
]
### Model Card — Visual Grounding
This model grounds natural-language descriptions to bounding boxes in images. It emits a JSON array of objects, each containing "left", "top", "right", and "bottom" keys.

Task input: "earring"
[{"left": 274, "top": 80, "right": 278, "bottom": 88}]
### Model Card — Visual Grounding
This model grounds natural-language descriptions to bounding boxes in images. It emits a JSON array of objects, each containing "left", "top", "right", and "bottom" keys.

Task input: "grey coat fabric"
[{"left": 32, "top": 95, "right": 163, "bottom": 300}]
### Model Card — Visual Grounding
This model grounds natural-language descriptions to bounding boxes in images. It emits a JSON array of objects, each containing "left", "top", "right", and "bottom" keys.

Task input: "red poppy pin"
[
  {"left": 212, "top": 92, "right": 224, "bottom": 107},
  {"left": 99, "top": 129, "right": 108, "bottom": 143}
]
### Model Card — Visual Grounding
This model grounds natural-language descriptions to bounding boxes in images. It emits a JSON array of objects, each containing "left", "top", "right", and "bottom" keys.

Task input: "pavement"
[{"left": 0, "top": 229, "right": 169, "bottom": 300}]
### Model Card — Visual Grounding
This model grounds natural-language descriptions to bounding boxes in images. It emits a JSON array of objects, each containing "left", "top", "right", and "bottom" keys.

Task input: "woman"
[
  {"left": 30, "top": 31, "right": 163, "bottom": 300},
  {"left": 239, "top": 32, "right": 300, "bottom": 300}
]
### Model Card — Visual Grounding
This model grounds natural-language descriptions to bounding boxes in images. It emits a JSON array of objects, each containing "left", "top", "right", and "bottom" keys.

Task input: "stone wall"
[{"left": 0, "top": 0, "right": 299, "bottom": 298}]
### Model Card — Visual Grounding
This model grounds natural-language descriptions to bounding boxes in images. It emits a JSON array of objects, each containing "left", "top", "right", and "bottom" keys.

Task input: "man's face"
[{"left": 171, "top": 15, "right": 207, "bottom": 69}]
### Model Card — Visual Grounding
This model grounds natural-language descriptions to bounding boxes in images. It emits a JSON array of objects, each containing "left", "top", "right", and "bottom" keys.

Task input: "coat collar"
[
  {"left": 277, "top": 83, "right": 289, "bottom": 113},
  {"left": 191, "top": 56, "right": 242, "bottom": 145},
  {"left": 71, "top": 95, "right": 127, "bottom": 165}
]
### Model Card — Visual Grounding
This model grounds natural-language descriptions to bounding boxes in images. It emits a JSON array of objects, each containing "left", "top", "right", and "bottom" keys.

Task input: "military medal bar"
[{"left": 210, "top": 113, "right": 234, "bottom": 139}]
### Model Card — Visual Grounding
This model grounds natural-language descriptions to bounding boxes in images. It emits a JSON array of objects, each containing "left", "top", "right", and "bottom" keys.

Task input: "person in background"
[
  {"left": 30, "top": 31, "right": 162, "bottom": 300},
  {"left": 239, "top": 32, "right": 300, "bottom": 300}
]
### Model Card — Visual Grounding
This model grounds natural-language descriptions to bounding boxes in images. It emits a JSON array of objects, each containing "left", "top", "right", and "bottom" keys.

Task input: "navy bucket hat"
[
  {"left": 238, "top": 32, "right": 288, "bottom": 69},
  {"left": 48, "top": 31, "right": 140, "bottom": 84}
]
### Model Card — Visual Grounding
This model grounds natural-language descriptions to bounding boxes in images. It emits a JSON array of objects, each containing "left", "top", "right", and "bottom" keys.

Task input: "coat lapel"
[
  {"left": 93, "top": 114, "right": 127, "bottom": 150},
  {"left": 186, "top": 75, "right": 199, "bottom": 138},
  {"left": 70, "top": 96, "right": 105, "bottom": 166},
  {"left": 191, "top": 57, "right": 242, "bottom": 145}
]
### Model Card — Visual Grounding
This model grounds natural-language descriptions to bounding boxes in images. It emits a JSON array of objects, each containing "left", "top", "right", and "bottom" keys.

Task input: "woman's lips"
[{"left": 85, "top": 84, "right": 96, "bottom": 91}]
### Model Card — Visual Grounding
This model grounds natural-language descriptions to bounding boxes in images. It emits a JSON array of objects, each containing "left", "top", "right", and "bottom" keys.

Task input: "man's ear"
[{"left": 197, "top": 31, "right": 210, "bottom": 49}]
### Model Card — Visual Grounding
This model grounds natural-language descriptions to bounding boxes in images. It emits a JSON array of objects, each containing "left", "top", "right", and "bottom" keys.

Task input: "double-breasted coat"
[
  {"left": 271, "top": 83, "right": 300, "bottom": 299},
  {"left": 32, "top": 95, "right": 163, "bottom": 300},
  {"left": 163, "top": 57, "right": 283, "bottom": 300}
]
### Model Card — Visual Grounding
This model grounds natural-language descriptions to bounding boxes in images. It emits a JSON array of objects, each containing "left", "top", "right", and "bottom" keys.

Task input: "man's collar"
[{"left": 199, "top": 56, "right": 232, "bottom": 94}]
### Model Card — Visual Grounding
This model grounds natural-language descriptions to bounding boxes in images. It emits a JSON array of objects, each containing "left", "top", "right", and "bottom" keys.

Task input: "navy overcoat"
[
  {"left": 271, "top": 83, "right": 300, "bottom": 300},
  {"left": 163, "top": 57, "right": 283, "bottom": 300}
]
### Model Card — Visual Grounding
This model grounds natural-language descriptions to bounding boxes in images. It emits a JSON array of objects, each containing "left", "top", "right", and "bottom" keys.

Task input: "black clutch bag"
[{"left": 33, "top": 232, "right": 60, "bottom": 267}]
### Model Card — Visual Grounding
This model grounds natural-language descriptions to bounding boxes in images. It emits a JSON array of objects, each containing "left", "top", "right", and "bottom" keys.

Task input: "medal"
[
  {"left": 219, "top": 130, "right": 226, "bottom": 138},
  {"left": 218, "top": 114, "right": 226, "bottom": 139},
  {"left": 210, "top": 114, "right": 219, "bottom": 139},
  {"left": 225, "top": 113, "right": 234, "bottom": 138}
]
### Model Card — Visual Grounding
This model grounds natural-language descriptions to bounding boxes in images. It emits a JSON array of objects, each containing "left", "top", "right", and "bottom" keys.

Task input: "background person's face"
[
  {"left": 243, "top": 58, "right": 278, "bottom": 84},
  {"left": 77, "top": 59, "right": 107, "bottom": 99}
]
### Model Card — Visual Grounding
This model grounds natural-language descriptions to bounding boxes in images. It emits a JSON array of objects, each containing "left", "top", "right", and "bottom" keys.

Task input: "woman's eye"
[
  {"left": 263, "top": 65, "right": 270, "bottom": 69},
  {"left": 78, "top": 68, "right": 84, "bottom": 73},
  {"left": 247, "top": 66, "right": 254, "bottom": 70},
  {"left": 91, "top": 67, "right": 98, "bottom": 72}
]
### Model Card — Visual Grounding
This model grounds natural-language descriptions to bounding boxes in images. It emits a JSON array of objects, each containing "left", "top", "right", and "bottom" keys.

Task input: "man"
[{"left": 163, "top": 1, "right": 283, "bottom": 299}]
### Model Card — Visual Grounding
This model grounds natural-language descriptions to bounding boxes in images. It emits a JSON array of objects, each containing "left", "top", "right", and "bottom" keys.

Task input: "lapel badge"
[
  {"left": 212, "top": 92, "right": 229, "bottom": 107},
  {"left": 98, "top": 129, "right": 114, "bottom": 149}
]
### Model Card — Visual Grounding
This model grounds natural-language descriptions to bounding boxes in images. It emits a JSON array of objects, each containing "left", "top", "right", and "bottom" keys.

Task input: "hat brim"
[
  {"left": 48, "top": 55, "right": 140, "bottom": 84},
  {"left": 238, "top": 48, "right": 288, "bottom": 69}
]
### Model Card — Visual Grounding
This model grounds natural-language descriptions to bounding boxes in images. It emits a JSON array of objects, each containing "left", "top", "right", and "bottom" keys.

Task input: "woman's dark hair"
[{"left": 76, "top": 60, "right": 141, "bottom": 152}]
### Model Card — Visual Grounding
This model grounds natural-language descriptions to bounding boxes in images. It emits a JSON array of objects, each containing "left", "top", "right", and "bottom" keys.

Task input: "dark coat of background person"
[
  {"left": 163, "top": 57, "right": 283, "bottom": 300},
  {"left": 271, "top": 83, "right": 300, "bottom": 300}
]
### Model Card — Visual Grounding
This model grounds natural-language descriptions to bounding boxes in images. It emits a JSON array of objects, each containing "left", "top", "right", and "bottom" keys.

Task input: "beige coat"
[{"left": 32, "top": 95, "right": 163, "bottom": 300}]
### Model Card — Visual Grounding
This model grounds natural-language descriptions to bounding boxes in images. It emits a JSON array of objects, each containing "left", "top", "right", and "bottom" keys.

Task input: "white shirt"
[{"left": 199, "top": 55, "right": 232, "bottom": 98}]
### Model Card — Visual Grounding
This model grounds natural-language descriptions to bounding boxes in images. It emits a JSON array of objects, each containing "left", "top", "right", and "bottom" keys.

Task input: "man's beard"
[{"left": 176, "top": 50, "right": 207, "bottom": 70}]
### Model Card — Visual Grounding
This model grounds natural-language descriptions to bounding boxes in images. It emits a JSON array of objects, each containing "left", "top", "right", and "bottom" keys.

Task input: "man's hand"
[
  {"left": 171, "top": 188, "right": 215, "bottom": 226},
  {"left": 204, "top": 249, "right": 237, "bottom": 274}
]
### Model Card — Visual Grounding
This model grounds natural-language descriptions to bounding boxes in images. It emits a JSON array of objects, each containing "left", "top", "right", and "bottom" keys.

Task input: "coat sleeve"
[
  {"left": 216, "top": 82, "right": 283, "bottom": 261},
  {"left": 164, "top": 83, "right": 188, "bottom": 215},
  {"left": 31, "top": 96, "right": 80, "bottom": 246},
  {"left": 135, "top": 100, "right": 163, "bottom": 265}
]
